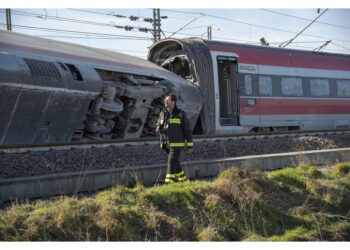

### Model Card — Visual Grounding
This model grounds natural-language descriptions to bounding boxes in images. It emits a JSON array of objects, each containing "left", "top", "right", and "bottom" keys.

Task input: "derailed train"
[
  {"left": 0, "top": 30, "right": 202, "bottom": 145},
  {"left": 1, "top": 30, "right": 350, "bottom": 146}
]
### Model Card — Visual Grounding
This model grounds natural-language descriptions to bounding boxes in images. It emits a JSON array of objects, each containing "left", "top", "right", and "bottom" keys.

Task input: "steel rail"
[
  {"left": 1, "top": 129, "right": 350, "bottom": 154},
  {"left": 1, "top": 147, "right": 350, "bottom": 203}
]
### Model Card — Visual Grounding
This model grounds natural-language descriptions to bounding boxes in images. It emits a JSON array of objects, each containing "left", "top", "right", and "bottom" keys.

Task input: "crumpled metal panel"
[
  {"left": 0, "top": 30, "right": 203, "bottom": 145},
  {"left": 0, "top": 85, "right": 93, "bottom": 145}
]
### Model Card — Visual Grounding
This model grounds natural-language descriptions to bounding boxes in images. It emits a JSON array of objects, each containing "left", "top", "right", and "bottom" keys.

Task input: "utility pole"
[
  {"left": 6, "top": 8, "right": 12, "bottom": 31},
  {"left": 152, "top": 8, "right": 161, "bottom": 43},
  {"left": 207, "top": 26, "right": 212, "bottom": 40}
]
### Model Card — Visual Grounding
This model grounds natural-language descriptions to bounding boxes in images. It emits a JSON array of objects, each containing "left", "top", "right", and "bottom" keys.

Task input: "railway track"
[
  {"left": 1, "top": 129, "right": 350, "bottom": 203},
  {"left": 2, "top": 147, "right": 350, "bottom": 203},
  {"left": 1, "top": 128, "right": 350, "bottom": 154}
]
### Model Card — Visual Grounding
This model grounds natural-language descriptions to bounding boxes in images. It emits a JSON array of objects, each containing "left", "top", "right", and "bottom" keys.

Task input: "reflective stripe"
[
  {"left": 186, "top": 142, "right": 194, "bottom": 147},
  {"left": 165, "top": 173, "right": 177, "bottom": 183},
  {"left": 169, "top": 118, "right": 181, "bottom": 124},
  {"left": 178, "top": 176, "right": 187, "bottom": 181},
  {"left": 176, "top": 171, "right": 187, "bottom": 182},
  {"left": 175, "top": 171, "right": 185, "bottom": 177},
  {"left": 169, "top": 142, "right": 185, "bottom": 147},
  {"left": 165, "top": 178, "right": 175, "bottom": 183}
]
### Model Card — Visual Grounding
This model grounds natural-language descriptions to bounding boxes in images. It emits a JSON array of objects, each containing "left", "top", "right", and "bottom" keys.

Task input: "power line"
[
  {"left": 0, "top": 9, "right": 189, "bottom": 40},
  {"left": 168, "top": 14, "right": 204, "bottom": 38},
  {"left": 0, "top": 9, "right": 154, "bottom": 34},
  {"left": 332, "top": 42, "right": 350, "bottom": 51},
  {"left": 161, "top": 9, "right": 350, "bottom": 44},
  {"left": 279, "top": 8, "right": 329, "bottom": 48},
  {"left": 68, "top": 8, "right": 150, "bottom": 22},
  {"left": 68, "top": 8, "right": 168, "bottom": 25},
  {"left": 1, "top": 23, "right": 348, "bottom": 54},
  {"left": 1, "top": 9, "right": 349, "bottom": 55},
  {"left": 37, "top": 31, "right": 343, "bottom": 49},
  {"left": 260, "top": 8, "right": 350, "bottom": 30},
  {"left": 0, "top": 23, "right": 152, "bottom": 41},
  {"left": 5, "top": 8, "right": 350, "bottom": 45},
  {"left": 1, "top": 9, "right": 115, "bottom": 27}
]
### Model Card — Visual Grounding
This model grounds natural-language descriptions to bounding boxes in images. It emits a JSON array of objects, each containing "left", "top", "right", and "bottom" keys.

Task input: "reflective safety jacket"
[{"left": 157, "top": 106, "right": 194, "bottom": 149}]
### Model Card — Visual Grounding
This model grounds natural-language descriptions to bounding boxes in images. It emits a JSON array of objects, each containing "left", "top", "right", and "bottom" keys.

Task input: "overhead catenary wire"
[
  {"left": 68, "top": 8, "right": 167, "bottom": 24},
  {"left": 279, "top": 8, "right": 329, "bottom": 48},
  {"left": 161, "top": 8, "right": 350, "bottom": 44},
  {"left": 0, "top": 23, "right": 152, "bottom": 41},
  {"left": 260, "top": 8, "right": 350, "bottom": 30},
  {"left": 167, "top": 14, "right": 204, "bottom": 38},
  {"left": 67, "top": 8, "right": 150, "bottom": 22},
  {"left": 1, "top": 22, "right": 348, "bottom": 54},
  {"left": 332, "top": 42, "right": 350, "bottom": 51},
  {"left": 1, "top": 9, "right": 349, "bottom": 55},
  {"left": 0, "top": 9, "right": 261, "bottom": 43},
  {"left": 4, "top": 8, "right": 350, "bottom": 45},
  {"left": 0, "top": 9, "right": 154, "bottom": 33}
]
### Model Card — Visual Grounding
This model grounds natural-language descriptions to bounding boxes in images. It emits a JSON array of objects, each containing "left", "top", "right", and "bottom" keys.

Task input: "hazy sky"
[{"left": 1, "top": 2, "right": 349, "bottom": 59}]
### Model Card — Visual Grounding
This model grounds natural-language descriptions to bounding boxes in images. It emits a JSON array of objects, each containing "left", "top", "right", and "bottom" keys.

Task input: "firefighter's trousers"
[{"left": 164, "top": 147, "right": 187, "bottom": 183}]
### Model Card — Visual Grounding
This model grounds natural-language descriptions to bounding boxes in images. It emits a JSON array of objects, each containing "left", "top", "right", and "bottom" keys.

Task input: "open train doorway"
[{"left": 217, "top": 56, "right": 239, "bottom": 126}]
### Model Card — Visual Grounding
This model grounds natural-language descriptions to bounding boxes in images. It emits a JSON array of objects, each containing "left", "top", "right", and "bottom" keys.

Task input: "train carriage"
[
  {"left": 0, "top": 30, "right": 202, "bottom": 145},
  {"left": 1, "top": 29, "right": 350, "bottom": 146},
  {"left": 149, "top": 38, "right": 350, "bottom": 134}
]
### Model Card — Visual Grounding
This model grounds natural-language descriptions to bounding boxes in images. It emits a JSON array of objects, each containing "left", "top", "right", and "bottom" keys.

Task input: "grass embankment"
[{"left": 1, "top": 162, "right": 350, "bottom": 241}]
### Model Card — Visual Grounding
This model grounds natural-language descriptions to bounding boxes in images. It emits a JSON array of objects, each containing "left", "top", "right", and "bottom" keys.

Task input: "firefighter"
[{"left": 156, "top": 94, "right": 194, "bottom": 183}]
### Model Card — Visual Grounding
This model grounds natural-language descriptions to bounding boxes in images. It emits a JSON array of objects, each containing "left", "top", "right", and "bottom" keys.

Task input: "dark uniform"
[{"left": 157, "top": 105, "right": 193, "bottom": 183}]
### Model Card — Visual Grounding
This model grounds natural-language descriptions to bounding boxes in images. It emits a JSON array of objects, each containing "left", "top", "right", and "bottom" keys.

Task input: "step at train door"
[{"left": 217, "top": 56, "right": 239, "bottom": 126}]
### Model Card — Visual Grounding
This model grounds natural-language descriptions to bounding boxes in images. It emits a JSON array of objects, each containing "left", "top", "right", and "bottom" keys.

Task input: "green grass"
[
  {"left": 333, "top": 162, "right": 350, "bottom": 176},
  {"left": 0, "top": 162, "right": 349, "bottom": 241}
]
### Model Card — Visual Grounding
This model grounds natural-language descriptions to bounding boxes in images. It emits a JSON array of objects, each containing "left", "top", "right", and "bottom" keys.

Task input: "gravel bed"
[{"left": 1, "top": 134, "right": 350, "bottom": 179}]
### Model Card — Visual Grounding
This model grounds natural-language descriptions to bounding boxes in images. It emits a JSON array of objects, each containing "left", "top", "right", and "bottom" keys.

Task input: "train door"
[{"left": 217, "top": 56, "right": 239, "bottom": 126}]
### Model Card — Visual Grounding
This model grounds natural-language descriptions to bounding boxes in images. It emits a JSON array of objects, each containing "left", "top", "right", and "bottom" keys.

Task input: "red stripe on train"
[
  {"left": 240, "top": 98, "right": 350, "bottom": 115},
  {"left": 208, "top": 44, "right": 350, "bottom": 71}
]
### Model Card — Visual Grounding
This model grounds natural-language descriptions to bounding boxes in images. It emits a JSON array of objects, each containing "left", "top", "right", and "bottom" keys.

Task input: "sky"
[{"left": 0, "top": 1, "right": 350, "bottom": 59}]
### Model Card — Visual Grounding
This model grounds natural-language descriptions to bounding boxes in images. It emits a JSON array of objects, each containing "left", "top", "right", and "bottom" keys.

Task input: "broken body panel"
[{"left": 0, "top": 30, "right": 202, "bottom": 145}]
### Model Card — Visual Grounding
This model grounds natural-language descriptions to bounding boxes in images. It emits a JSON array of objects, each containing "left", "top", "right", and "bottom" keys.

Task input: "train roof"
[
  {"left": 203, "top": 38, "right": 350, "bottom": 59},
  {"left": 149, "top": 37, "right": 350, "bottom": 72},
  {"left": 0, "top": 30, "right": 188, "bottom": 82}
]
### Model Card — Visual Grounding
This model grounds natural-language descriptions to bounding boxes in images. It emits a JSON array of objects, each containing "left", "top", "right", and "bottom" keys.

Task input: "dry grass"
[{"left": 0, "top": 162, "right": 349, "bottom": 241}]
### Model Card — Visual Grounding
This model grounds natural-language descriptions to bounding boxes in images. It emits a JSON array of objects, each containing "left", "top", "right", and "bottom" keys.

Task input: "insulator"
[
  {"left": 139, "top": 28, "right": 149, "bottom": 33},
  {"left": 129, "top": 16, "right": 139, "bottom": 21},
  {"left": 124, "top": 26, "right": 134, "bottom": 31}
]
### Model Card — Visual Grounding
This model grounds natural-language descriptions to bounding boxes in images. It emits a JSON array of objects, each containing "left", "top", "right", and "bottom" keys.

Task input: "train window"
[
  {"left": 337, "top": 79, "right": 350, "bottom": 97},
  {"left": 244, "top": 75, "right": 253, "bottom": 95},
  {"left": 281, "top": 77, "right": 303, "bottom": 96},
  {"left": 310, "top": 79, "right": 330, "bottom": 97},
  {"left": 259, "top": 76, "right": 272, "bottom": 96}
]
